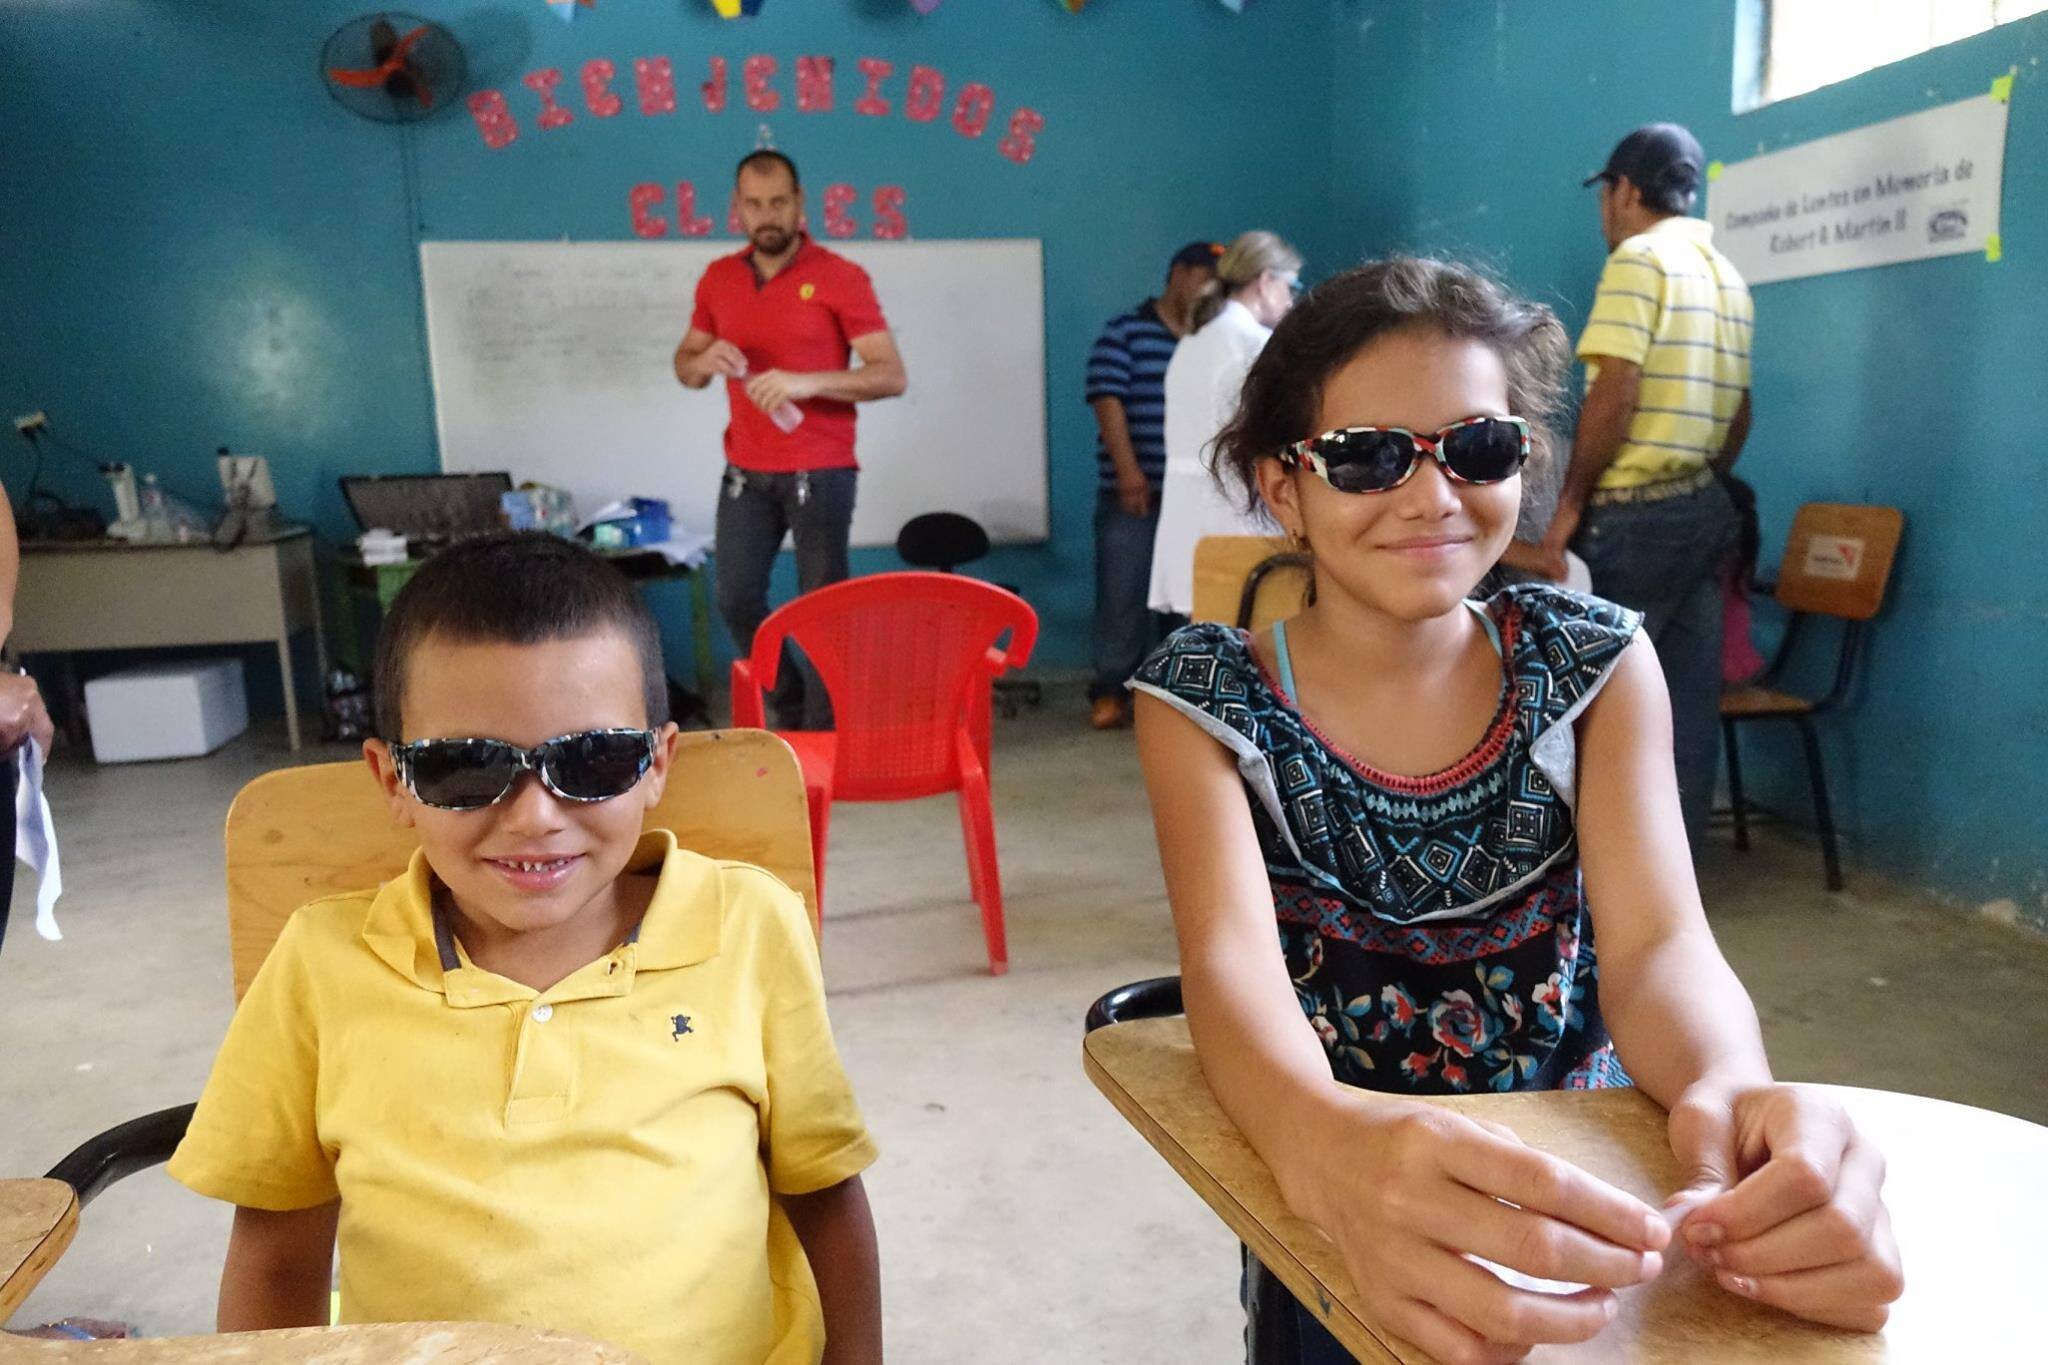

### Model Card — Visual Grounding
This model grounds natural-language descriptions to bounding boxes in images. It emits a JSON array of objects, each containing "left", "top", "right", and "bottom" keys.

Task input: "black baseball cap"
[
  {"left": 1582, "top": 123, "right": 1705, "bottom": 195},
  {"left": 1169, "top": 240, "right": 1224, "bottom": 270}
]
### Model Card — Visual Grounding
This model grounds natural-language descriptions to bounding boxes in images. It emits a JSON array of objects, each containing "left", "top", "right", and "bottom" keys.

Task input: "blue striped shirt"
[{"left": 1085, "top": 299, "right": 1178, "bottom": 488}]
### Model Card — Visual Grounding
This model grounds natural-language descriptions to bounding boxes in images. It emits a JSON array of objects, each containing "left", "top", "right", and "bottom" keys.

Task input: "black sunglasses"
[
  {"left": 392, "top": 728, "right": 658, "bottom": 811},
  {"left": 1279, "top": 415, "right": 1532, "bottom": 494}
]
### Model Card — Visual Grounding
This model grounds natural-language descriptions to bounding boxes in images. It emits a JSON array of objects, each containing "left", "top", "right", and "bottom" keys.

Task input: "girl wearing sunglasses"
[{"left": 1130, "top": 258, "right": 1899, "bottom": 1363}]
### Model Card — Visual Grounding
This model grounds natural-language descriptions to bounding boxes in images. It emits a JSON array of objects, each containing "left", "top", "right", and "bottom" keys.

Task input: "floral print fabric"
[{"left": 1130, "top": 585, "right": 1641, "bottom": 1094}]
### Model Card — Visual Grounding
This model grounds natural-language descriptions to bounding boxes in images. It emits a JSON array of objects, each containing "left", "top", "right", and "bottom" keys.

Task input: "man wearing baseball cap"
[
  {"left": 1083, "top": 241, "right": 1220, "bottom": 729},
  {"left": 1513, "top": 122, "right": 1755, "bottom": 851}
]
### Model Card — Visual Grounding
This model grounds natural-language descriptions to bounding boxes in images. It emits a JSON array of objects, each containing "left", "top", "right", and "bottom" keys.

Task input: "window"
[{"left": 1738, "top": 0, "right": 2047, "bottom": 110}]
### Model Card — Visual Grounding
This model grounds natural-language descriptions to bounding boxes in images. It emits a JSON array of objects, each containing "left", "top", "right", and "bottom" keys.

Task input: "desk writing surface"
[
  {"left": 20, "top": 528, "right": 312, "bottom": 555},
  {"left": 1084, "top": 1015, "right": 2048, "bottom": 1363},
  {"left": 0, "top": 1321, "right": 644, "bottom": 1362},
  {"left": 1, "top": 1179, "right": 78, "bottom": 1322}
]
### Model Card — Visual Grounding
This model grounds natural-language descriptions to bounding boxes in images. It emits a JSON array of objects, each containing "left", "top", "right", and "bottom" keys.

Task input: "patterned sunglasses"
[
  {"left": 1279, "top": 415, "right": 1531, "bottom": 494},
  {"left": 392, "top": 728, "right": 658, "bottom": 811}
]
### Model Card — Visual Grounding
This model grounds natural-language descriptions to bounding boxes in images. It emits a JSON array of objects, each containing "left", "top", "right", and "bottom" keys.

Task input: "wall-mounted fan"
[{"left": 321, "top": 13, "right": 467, "bottom": 122}]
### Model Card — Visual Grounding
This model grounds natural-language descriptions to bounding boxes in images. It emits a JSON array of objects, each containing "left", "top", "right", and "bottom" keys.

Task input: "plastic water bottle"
[
  {"left": 139, "top": 473, "right": 174, "bottom": 541},
  {"left": 732, "top": 359, "right": 804, "bottom": 434}
]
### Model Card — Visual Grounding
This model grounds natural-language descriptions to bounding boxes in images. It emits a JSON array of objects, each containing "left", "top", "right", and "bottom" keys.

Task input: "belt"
[{"left": 1588, "top": 468, "right": 1717, "bottom": 507}]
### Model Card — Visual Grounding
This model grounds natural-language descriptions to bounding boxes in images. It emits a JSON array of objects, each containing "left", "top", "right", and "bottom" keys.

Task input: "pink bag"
[{"left": 1721, "top": 564, "right": 1765, "bottom": 686}]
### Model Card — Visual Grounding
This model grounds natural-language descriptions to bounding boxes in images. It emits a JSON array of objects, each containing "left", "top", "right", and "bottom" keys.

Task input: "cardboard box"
[{"left": 84, "top": 659, "right": 249, "bottom": 763}]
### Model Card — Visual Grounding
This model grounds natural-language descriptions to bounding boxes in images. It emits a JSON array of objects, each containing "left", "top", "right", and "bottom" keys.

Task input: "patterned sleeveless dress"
[{"left": 1130, "top": 584, "right": 1643, "bottom": 1095}]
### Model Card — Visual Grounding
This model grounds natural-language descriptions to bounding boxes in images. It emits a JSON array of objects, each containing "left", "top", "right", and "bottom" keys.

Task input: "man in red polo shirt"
[{"left": 675, "top": 149, "right": 907, "bottom": 729}]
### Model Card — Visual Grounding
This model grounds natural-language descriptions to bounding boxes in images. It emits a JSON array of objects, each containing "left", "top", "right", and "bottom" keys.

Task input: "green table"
[{"left": 333, "top": 547, "right": 717, "bottom": 692}]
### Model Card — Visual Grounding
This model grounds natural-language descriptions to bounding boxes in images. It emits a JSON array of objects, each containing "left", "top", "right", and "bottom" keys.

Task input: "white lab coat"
[{"left": 1148, "top": 300, "right": 1275, "bottom": 616}]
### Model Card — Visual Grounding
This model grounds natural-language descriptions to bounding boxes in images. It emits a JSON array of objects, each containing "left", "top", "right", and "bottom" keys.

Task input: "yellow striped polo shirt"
[{"left": 1577, "top": 216, "right": 1754, "bottom": 490}]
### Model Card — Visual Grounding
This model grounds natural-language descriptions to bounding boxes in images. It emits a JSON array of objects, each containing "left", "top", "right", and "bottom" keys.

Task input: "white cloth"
[
  {"left": 1561, "top": 549, "right": 1594, "bottom": 595},
  {"left": 1148, "top": 300, "right": 1275, "bottom": 615},
  {"left": 14, "top": 739, "right": 62, "bottom": 940}
]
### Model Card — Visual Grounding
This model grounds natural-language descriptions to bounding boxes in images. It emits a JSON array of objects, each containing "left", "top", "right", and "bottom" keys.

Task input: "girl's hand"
[
  {"left": 1665, "top": 1081, "right": 1904, "bottom": 1331},
  {"left": 1299, "top": 1097, "right": 1668, "bottom": 1364}
]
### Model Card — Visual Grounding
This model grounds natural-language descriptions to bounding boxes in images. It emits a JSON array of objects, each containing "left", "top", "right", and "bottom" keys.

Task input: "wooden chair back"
[
  {"left": 1773, "top": 504, "right": 1904, "bottom": 621},
  {"left": 1191, "top": 535, "right": 1310, "bottom": 630},
  {"left": 222, "top": 729, "right": 817, "bottom": 1001}
]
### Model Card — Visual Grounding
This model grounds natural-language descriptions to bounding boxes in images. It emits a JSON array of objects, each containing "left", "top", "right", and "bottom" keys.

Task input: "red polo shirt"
[{"left": 689, "top": 236, "right": 889, "bottom": 473}]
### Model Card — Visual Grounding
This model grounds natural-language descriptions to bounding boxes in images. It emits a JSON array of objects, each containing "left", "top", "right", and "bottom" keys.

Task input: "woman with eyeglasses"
[
  {"left": 1146, "top": 229, "right": 1303, "bottom": 621},
  {"left": 1129, "top": 258, "right": 1901, "bottom": 1363}
]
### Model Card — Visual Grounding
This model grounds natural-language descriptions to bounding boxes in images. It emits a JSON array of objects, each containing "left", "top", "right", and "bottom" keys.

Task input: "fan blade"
[
  {"left": 329, "top": 65, "right": 396, "bottom": 89},
  {"left": 389, "top": 26, "right": 430, "bottom": 62},
  {"left": 370, "top": 19, "right": 398, "bottom": 64}
]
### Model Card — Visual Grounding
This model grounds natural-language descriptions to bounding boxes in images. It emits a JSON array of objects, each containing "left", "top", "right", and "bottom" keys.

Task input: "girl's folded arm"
[
  {"left": 1575, "top": 636, "right": 1902, "bottom": 1331},
  {"left": 1574, "top": 634, "right": 1770, "bottom": 1106},
  {"left": 1133, "top": 690, "right": 1364, "bottom": 1214}
]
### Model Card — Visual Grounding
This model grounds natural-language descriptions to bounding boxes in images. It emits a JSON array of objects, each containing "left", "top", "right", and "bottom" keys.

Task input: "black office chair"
[
  {"left": 895, "top": 512, "right": 1041, "bottom": 715},
  {"left": 895, "top": 512, "right": 990, "bottom": 573}
]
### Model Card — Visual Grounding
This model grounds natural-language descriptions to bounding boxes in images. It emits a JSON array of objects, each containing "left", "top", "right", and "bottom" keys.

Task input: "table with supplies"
[
  {"left": 13, "top": 530, "right": 325, "bottom": 751},
  {"left": 332, "top": 548, "right": 715, "bottom": 693},
  {"left": 1084, "top": 1014, "right": 2046, "bottom": 1362}
]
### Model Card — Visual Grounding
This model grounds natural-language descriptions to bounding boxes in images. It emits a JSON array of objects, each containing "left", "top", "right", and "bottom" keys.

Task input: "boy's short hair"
[{"left": 373, "top": 531, "right": 670, "bottom": 740}]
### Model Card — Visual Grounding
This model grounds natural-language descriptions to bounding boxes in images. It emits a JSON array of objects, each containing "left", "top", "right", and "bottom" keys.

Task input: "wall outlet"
[{"left": 13, "top": 411, "right": 47, "bottom": 434}]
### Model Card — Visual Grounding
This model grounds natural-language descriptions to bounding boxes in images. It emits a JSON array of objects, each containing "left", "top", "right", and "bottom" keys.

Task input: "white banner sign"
[{"left": 1708, "top": 89, "right": 2009, "bottom": 286}]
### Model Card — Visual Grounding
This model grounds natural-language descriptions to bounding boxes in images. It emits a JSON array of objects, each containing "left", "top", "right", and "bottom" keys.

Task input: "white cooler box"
[{"left": 85, "top": 659, "right": 249, "bottom": 763}]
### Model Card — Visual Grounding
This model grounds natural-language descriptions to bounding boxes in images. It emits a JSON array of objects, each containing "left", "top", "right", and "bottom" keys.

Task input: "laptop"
[{"left": 338, "top": 472, "right": 513, "bottom": 551}]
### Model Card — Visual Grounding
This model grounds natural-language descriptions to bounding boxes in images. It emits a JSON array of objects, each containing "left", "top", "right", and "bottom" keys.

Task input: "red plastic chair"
[{"left": 730, "top": 572, "right": 1038, "bottom": 974}]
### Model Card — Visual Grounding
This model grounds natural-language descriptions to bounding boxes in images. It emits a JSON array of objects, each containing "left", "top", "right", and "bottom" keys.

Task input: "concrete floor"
[{"left": 4, "top": 693, "right": 2046, "bottom": 1361}]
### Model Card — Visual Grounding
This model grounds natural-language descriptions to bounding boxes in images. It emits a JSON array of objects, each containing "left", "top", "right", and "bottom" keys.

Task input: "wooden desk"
[
  {"left": 2, "top": 1180, "right": 79, "bottom": 1323},
  {"left": 14, "top": 531, "right": 326, "bottom": 750},
  {"left": 1, "top": 1321, "right": 643, "bottom": 1361},
  {"left": 331, "top": 549, "right": 716, "bottom": 692},
  {"left": 1084, "top": 1015, "right": 2048, "bottom": 1363}
]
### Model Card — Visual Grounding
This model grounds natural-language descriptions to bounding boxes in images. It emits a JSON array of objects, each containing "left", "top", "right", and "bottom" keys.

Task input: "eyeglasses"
[
  {"left": 1278, "top": 415, "right": 1531, "bottom": 494},
  {"left": 392, "top": 728, "right": 658, "bottom": 811}
]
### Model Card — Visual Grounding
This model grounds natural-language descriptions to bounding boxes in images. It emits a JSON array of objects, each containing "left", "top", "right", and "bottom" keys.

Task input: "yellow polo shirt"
[
  {"left": 1577, "top": 215, "right": 1754, "bottom": 490},
  {"left": 168, "top": 831, "right": 875, "bottom": 1365}
]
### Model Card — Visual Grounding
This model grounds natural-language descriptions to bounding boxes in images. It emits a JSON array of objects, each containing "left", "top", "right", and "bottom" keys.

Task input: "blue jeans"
[
  {"left": 713, "top": 466, "right": 858, "bottom": 731},
  {"left": 0, "top": 753, "right": 13, "bottom": 954},
  {"left": 1572, "top": 481, "right": 1740, "bottom": 851},
  {"left": 1092, "top": 487, "right": 1165, "bottom": 700},
  {"left": 1244, "top": 1250, "right": 1355, "bottom": 1363}
]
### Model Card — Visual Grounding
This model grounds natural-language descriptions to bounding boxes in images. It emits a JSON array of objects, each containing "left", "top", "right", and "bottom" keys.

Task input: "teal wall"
[
  {"left": 6, "top": 0, "right": 2041, "bottom": 924},
  {"left": 1328, "top": 0, "right": 2048, "bottom": 927},
  {"left": 0, "top": 0, "right": 1339, "bottom": 689}
]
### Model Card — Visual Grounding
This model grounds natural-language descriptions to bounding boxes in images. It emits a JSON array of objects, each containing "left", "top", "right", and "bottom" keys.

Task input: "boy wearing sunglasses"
[{"left": 168, "top": 533, "right": 880, "bottom": 1365}]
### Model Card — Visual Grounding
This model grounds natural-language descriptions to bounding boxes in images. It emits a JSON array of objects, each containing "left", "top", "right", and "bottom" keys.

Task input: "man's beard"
[{"left": 751, "top": 226, "right": 793, "bottom": 254}]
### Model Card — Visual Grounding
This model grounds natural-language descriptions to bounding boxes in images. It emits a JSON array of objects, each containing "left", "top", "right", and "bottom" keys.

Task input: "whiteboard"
[{"left": 419, "top": 239, "right": 1048, "bottom": 547}]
